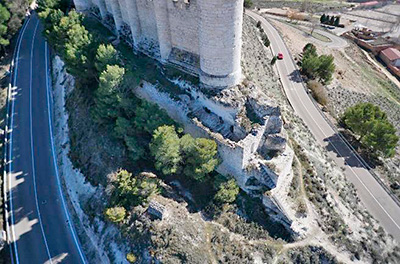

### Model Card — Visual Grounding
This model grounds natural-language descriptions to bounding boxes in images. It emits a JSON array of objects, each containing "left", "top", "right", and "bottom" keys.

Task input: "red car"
[{"left": 277, "top": 53, "right": 284, "bottom": 60}]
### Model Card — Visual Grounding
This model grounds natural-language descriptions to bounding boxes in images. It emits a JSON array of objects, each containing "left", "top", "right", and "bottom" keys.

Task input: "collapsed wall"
[
  {"left": 135, "top": 81, "right": 296, "bottom": 231},
  {"left": 73, "top": 0, "right": 244, "bottom": 88}
]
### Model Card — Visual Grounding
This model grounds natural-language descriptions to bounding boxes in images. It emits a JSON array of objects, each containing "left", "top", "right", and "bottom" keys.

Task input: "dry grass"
[{"left": 307, "top": 80, "right": 328, "bottom": 105}]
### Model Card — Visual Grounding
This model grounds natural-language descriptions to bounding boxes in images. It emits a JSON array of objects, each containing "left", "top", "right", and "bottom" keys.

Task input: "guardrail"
[{"left": 248, "top": 11, "right": 400, "bottom": 208}]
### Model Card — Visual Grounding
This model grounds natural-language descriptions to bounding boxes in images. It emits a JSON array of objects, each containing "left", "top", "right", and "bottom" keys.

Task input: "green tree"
[
  {"left": 95, "top": 44, "right": 118, "bottom": 73},
  {"left": 180, "top": 135, "right": 219, "bottom": 182},
  {"left": 303, "top": 43, "right": 317, "bottom": 57},
  {"left": 104, "top": 206, "right": 126, "bottom": 223},
  {"left": 214, "top": 179, "right": 239, "bottom": 204},
  {"left": 150, "top": 125, "right": 181, "bottom": 175},
  {"left": 125, "top": 136, "right": 146, "bottom": 162},
  {"left": 4, "top": 0, "right": 29, "bottom": 37},
  {"left": 329, "top": 16, "right": 335, "bottom": 25},
  {"left": 111, "top": 170, "right": 159, "bottom": 208},
  {"left": 342, "top": 103, "right": 399, "bottom": 157},
  {"left": 301, "top": 54, "right": 320, "bottom": 79},
  {"left": 334, "top": 16, "right": 340, "bottom": 27},
  {"left": 0, "top": 4, "right": 10, "bottom": 49},
  {"left": 133, "top": 100, "right": 175, "bottom": 135},
  {"left": 244, "top": 0, "right": 253, "bottom": 8},
  {"left": 93, "top": 65, "right": 125, "bottom": 124},
  {"left": 63, "top": 23, "right": 92, "bottom": 74},
  {"left": 316, "top": 54, "right": 335, "bottom": 84},
  {"left": 320, "top": 14, "right": 326, "bottom": 24},
  {"left": 325, "top": 15, "right": 330, "bottom": 24},
  {"left": 364, "top": 120, "right": 398, "bottom": 158}
]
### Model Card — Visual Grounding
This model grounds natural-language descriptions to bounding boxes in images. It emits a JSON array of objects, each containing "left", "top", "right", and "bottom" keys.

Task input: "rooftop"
[{"left": 381, "top": 47, "right": 400, "bottom": 61}]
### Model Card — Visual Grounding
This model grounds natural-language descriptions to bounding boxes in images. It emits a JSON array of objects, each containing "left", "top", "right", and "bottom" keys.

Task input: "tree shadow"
[
  {"left": 323, "top": 133, "right": 367, "bottom": 168},
  {"left": 288, "top": 69, "right": 303, "bottom": 83}
]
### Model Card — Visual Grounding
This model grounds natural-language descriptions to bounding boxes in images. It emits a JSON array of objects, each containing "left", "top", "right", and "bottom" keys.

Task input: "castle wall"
[
  {"left": 117, "top": 0, "right": 129, "bottom": 25},
  {"left": 154, "top": 0, "right": 172, "bottom": 61},
  {"left": 166, "top": 0, "right": 199, "bottom": 56},
  {"left": 93, "top": 0, "right": 107, "bottom": 19},
  {"left": 198, "top": 0, "right": 243, "bottom": 87},
  {"left": 109, "top": 0, "right": 123, "bottom": 31},
  {"left": 73, "top": 0, "right": 244, "bottom": 87},
  {"left": 135, "top": 0, "right": 159, "bottom": 45},
  {"left": 125, "top": 0, "right": 141, "bottom": 47}
]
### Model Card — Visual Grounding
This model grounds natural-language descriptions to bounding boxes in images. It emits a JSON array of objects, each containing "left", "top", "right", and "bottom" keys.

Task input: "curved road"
[
  {"left": 5, "top": 14, "right": 87, "bottom": 263},
  {"left": 261, "top": 12, "right": 348, "bottom": 49},
  {"left": 247, "top": 11, "right": 400, "bottom": 242}
]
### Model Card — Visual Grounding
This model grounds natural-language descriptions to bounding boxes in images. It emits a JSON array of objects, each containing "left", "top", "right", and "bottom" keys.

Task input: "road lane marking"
[
  {"left": 45, "top": 41, "right": 88, "bottom": 264},
  {"left": 8, "top": 16, "right": 31, "bottom": 264},
  {"left": 251, "top": 12, "right": 400, "bottom": 233},
  {"left": 29, "top": 20, "right": 54, "bottom": 263}
]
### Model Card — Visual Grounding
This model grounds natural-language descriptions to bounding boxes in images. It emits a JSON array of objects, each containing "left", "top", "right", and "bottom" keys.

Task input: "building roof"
[{"left": 381, "top": 48, "right": 400, "bottom": 61}]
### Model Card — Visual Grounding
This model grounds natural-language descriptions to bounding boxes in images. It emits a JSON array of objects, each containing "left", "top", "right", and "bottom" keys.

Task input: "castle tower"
[
  {"left": 154, "top": 0, "right": 172, "bottom": 61},
  {"left": 73, "top": 0, "right": 91, "bottom": 11},
  {"left": 198, "top": 0, "right": 244, "bottom": 87},
  {"left": 125, "top": 0, "right": 141, "bottom": 47},
  {"left": 94, "top": 0, "right": 107, "bottom": 19},
  {"left": 109, "top": 0, "right": 123, "bottom": 32}
]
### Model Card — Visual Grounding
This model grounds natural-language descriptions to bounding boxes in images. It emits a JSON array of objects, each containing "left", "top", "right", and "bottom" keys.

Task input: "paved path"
[
  {"left": 5, "top": 14, "right": 87, "bottom": 264},
  {"left": 247, "top": 10, "right": 400, "bottom": 243}
]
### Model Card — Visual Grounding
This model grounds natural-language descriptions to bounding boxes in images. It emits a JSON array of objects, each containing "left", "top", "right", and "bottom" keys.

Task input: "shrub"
[
  {"left": 244, "top": 0, "right": 253, "bottom": 8},
  {"left": 307, "top": 80, "right": 328, "bottom": 106},
  {"left": 126, "top": 253, "right": 137, "bottom": 263},
  {"left": 214, "top": 179, "right": 239, "bottom": 204},
  {"left": 104, "top": 206, "right": 126, "bottom": 223},
  {"left": 110, "top": 169, "right": 160, "bottom": 208},
  {"left": 256, "top": 20, "right": 261, "bottom": 28}
]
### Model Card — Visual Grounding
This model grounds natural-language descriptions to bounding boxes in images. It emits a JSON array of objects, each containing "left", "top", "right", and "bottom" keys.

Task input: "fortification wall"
[
  {"left": 74, "top": 0, "right": 244, "bottom": 87},
  {"left": 136, "top": 0, "right": 159, "bottom": 46},
  {"left": 198, "top": 0, "right": 243, "bottom": 87},
  {"left": 166, "top": 0, "right": 199, "bottom": 56}
]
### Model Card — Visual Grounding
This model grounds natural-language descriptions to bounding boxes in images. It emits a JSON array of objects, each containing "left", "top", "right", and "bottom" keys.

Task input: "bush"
[
  {"left": 214, "top": 179, "right": 239, "bottom": 204},
  {"left": 307, "top": 80, "right": 328, "bottom": 105},
  {"left": 244, "top": 0, "right": 253, "bottom": 8},
  {"left": 110, "top": 169, "right": 160, "bottom": 208},
  {"left": 126, "top": 253, "right": 137, "bottom": 263},
  {"left": 104, "top": 206, "right": 126, "bottom": 223},
  {"left": 256, "top": 21, "right": 261, "bottom": 28}
]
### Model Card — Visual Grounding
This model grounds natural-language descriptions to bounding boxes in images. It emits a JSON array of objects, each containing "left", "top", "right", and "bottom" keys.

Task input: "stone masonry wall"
[
  {"left": 73, "top": 0, "right": 244, "bottom": 88},
  {"left": 166, "top": 0, "right": 199, "bottom": 56}
]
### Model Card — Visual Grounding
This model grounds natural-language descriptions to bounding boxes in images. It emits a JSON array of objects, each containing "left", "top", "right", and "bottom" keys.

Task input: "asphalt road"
[
  {"left": 261, "top": 13, "right": 348, "bottom": 49},
  {"left": 5, "top": 14, "right": 86, "bottom": 264},
  {"left": 247, "top": 11, "right": 400, "bottom": 243}
]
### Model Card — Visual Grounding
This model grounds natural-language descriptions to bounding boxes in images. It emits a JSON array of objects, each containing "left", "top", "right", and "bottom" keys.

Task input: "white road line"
[
  {"left": 29, "top": 20, "right": 54, "bottom": 263},
  {"left": 45, "top": 41, "right": 88, "bottom": 264},
  {"left": 252, "top": 12, "right": 400, "bottom": 232},
  {"left": 8, "top": 16, "right": 32, "bottom": 264}
]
